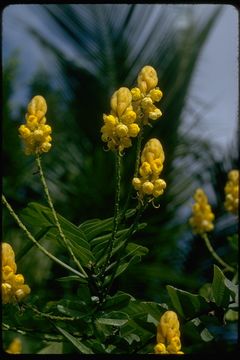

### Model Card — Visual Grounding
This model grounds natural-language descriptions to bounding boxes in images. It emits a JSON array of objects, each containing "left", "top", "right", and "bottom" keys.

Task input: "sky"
[{"left": 2, "top": 4, "right": 239, "bottom": 153}]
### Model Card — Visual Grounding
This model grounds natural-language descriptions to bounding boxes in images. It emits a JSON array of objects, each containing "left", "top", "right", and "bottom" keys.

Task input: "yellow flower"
[
  {"left": 131, "top": 65, "right": 163, "bottom": 125},
  {"left": 224, "top": 170, "right": 239, "bottom": 214},
  {"left": 18, "top": 95, "right": 52, "bottom": 155},
  {"left": 132, "top": 138, "right": 166, "bottom": 200},
  {"left": 5, "top": 338, "right": 22, "bottom": 354},
  {"left": 154, "top": 311, "right": 184, "bottom": 354},
  {"left": 1, "top": 243, "right": 31, "bottom": 304},
  {"left": 101, "top": 87, "right": 140, "bottom": 152},
  {"left": 189, "top": 189, "right": 215, "bottom": 234}
]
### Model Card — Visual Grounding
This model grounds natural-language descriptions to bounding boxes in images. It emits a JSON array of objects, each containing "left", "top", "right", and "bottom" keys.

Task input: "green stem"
[
  {"left": 101, "top": 151, "right": 122, "bottom": 275},
  {"left": 120, "top": 126, "right": 144, "bottom": 222},
  {"left": 2, "top": 194, "right": 85, "bottom": 278},
  {"left": 23, "top": 303, "right": 77, "bottom": 321},
  {"left": 3, "top": 323, "right": 64, "bottom": 342},
  {"left": 102, "top": 200, "right": 148, "bottom": 302},
  {"left": 35, "top": 154, "right": 87, "bottom": 278},
  {"left": 201, "top": 233, "right": 234, "bottom": 273},
  {"left": 134, "top": 126, "right": 144, "bottom": 178}
]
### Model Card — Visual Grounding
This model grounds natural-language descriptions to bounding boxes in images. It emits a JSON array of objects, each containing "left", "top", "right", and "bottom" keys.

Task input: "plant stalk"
[
  {"left": 201, "top": 233, "right": 234, "bottom": 273},
  {"left": 35, "top": 154, "right": 87, "bottom": 278}
]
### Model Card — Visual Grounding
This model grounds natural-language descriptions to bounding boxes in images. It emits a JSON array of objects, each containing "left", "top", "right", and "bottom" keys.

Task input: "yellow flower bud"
[
  {"left": 18, "top": 125, "right": 31, "bottom": 139},
  {"left": 116, "top": 124, "right": 129, "bottom": 137},
  {"left": 103, "top": 114, "right": 117, "bottom": 126},
  {"left": 149, "top": 108, "right": 162, "bottom": 120},
  {"left": 14, "top": 274, "right": 24, "bottom": 285},
  {"left": 132, "top": 177, "right": 142, "bottom": 190},
  {"left": 137, "top": 65, "right": 158, "bottom": 94},
  {"left": 111, "top": 87, "right": 132, "bottom": 117},
  {"left": 41, "top": 142, "right": 52, "bottom": 153},
  {"left": 154, "top": 343, "right": 168, "bottom": 354},
  {"left": 27, "top": 95, "right": 47, "bottom": 120},
  {"left": 121, "top": 110, "right": 137, "bottom": 124},
  {"left": 149, "top": 88, "right": 163, "bottom": 102},
  {"left": 128, "top": 123, "right": 140, "bottom": 137},
  {"left": 131, "top": 87, "right": 142, "bottom": 101},
  {"left": 142, "top": 181, "right": 154, "bottom": 195},
  {"left": 140, "top": 162, "right": 152, "bottom": 177},
  {"left": 167, "top": 336, "right": 181, "bottom": 354},
  {"left": 33, "top": 129, "right": 44, "bottom": 141}
]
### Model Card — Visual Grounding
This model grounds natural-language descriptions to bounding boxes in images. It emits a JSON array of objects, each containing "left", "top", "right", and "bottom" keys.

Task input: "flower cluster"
[
  {"left": 101, "top": 87, "right": 140, "bottom": 152},
  {"left": 2, "top": 243, "right": 31, "bottom": 304},
  {"left": 131, "top": 65, "right": 163, "bottom": 125},
  {"left": 154, "top": 311, "right": 184, "bottom": 354},
  {"left": 132, "top": 138, "right": 166, "bottom": 199},
  {"left": 5, "top": 338, "right": 22, "bottom": 354},
  {"left": 224, "top": 170, "right": 239, "bottom": 215},
  {"left": 189, "top": 188, "right": 215, "bottom": 235},
  {"left": 18, "top": 95, "right": 52, "bottom": 155}
]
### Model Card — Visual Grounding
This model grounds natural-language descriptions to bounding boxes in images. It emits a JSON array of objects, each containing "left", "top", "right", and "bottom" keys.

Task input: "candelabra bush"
[{"left": 2, "top": 65, "right": 238, "bottom": 355}]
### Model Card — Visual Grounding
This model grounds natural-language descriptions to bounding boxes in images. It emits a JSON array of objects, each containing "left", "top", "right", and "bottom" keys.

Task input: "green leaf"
[
  {"left": 102, "top": 292, "right": 132, "bottom": 311},
  {"left": 212, "top": 265, "right": 232, "bottom": 307},
  {"left": 97, "top": 311, "right": 129, "bottom": 326},
  {"left": 79, "top": 217, "right": 113, "bottom": 241},
  {"left": 55, "top": 326, "right": 94, "bottom": 354},
  {"left": 199, "top": 283, "right": 214, "bottom": 302},
  {"left": 37, "top": 342, "right": 63, "bottom": 354},
  {"left": 227, "top": 234, "right": 238, "bottom": 252},
  {"left": 57, "top": 299, "right": 92, "bottom": 319},
  {"left": 20, "top": 202, "right": 95, "bottom": 265},
  {"left": 56, "top": 275, "right": 87, "bottom": 284},
  {"left": 167, "top": 285, "right": 210, "bottom": 319},
  {"left": 224, "top": 309, "right": 238, "bottom": 322}
]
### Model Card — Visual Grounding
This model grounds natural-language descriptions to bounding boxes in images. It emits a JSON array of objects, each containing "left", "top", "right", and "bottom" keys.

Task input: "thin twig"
[
  {"left": 201, "top": 233, "right": 234, "bottom": 273},
  {"left": 35, "top": 154, "right": 88, "bottom": 278}
]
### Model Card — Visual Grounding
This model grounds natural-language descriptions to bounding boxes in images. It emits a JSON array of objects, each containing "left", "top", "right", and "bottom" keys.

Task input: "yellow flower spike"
[
  {"left": 27, "top": 95, "right": 47, "bottom": 120},
  {"left": 6, "top": 338, "right": 22, "bottom": 354},
  {"left": 19, "top": 95, "right": 52, "bottom": 155},
  {"left": 189, "top": 188, "right": 215, "bottom": 234},
  {"left": 137, "top": 65, "right": 158, "bottom": 94},
  {"left": 155, "top": 311, "right": 183, "bottom": 354},
  {"left": 224, "top": 169, "right": 239, "bottom": 214},
  {"left": 110, "top": 87, "right": 132, "bottom": 117},
  {"left": 1, "top": 242, "right": 31, "bottom": 304},
  {"left": 133, "top": 138, "right": 166, "bottom": 201},
  {"left": 101, "top": 86, "right": 139, "bottom": 152}
]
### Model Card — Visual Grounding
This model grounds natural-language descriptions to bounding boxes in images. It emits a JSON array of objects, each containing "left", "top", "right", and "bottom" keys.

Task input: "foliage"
[{"left": 2, "top": 4, "right": 238, "bottom": 354}]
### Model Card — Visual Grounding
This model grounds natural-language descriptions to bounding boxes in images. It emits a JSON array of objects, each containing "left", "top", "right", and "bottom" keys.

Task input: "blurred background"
[{"left": 2, "top": 4, "right": 239, "bottom": 353}]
